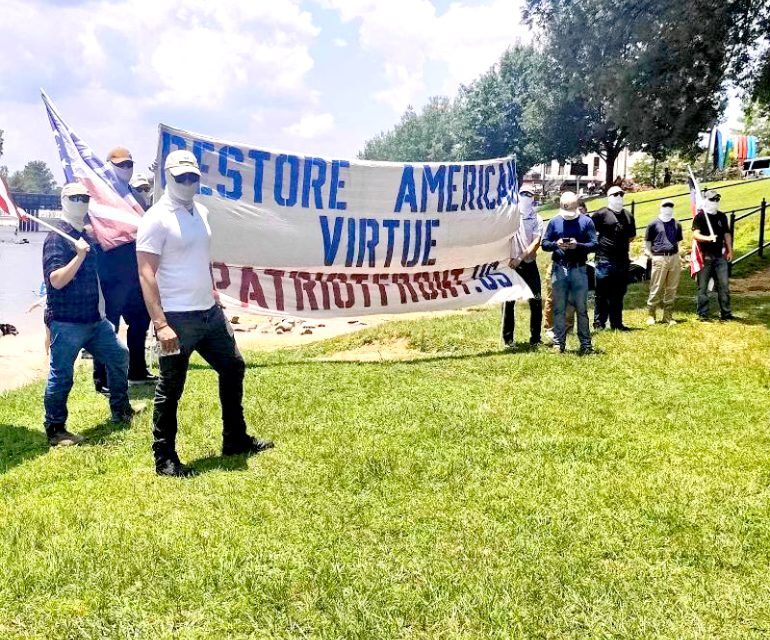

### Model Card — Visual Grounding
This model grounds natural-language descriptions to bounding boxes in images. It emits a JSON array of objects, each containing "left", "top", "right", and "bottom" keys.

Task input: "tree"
[
  {"left": 0, "top": 129, "right": 4, "bottom": 161},
  {"left": 8, "top": 160, "right": 58, "bottom": 194},
  {"left": 524, "top": 0, "right": 769, "bottom": 186},
  {"left": 743, "top": 101, "right": 770, "bottom": 154},
  {"left": 359, "top": 97, "right": 460, "bottom": 162}
]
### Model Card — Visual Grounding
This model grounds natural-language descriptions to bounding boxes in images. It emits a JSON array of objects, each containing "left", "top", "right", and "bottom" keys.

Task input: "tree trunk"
[{"left": 604, "top": 143, "right": 620, "bottom": 188}]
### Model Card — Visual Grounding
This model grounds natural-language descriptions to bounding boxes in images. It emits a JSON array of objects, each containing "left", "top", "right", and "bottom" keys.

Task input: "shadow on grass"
[
  {"left": 79, "top": 418, "right": 132, "bottom": 445},
  {"left": 0, "top": 424, "right": 48, "bottom": 474},
  {"left": 187, "top": 453, "right": 250, "bottom": 474}
]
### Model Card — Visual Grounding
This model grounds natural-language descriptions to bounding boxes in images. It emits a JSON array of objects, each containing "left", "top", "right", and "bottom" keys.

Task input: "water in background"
[{"left": 0, "top": 230, "right": 46, "bottom": 335}]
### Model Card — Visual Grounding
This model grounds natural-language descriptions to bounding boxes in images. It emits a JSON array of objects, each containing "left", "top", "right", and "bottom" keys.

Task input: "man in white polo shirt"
[{"left": 136, "top": 150, "right": 274, "bottom": 477}]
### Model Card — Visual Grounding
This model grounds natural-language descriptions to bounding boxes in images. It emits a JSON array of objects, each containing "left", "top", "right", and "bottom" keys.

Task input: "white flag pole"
[
  {"left": 688, "top": 166, "right": 715, "bottom": 237},
  {"left": 19, "top": 210, "right": 79, "bottom": 246}
]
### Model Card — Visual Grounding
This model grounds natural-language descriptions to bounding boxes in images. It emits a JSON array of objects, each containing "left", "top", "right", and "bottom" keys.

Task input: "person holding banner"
[
  {"left": 541, "top": 191, "right": 598, "bottom": 354},
  {"left": 501, "top": 188, "right": 543, "bottom": 347},
  {"left": 91, "top": 147, "right": 156, "bottom": 395},
  {"left": 42, "top": 183, "right": 136, "bottom": 447},
  {"left": 692, "top": 190, "right": 734, "bottom": 320},
  {"left": 137, "top": 150, "right": 274, "bottom": 477}
]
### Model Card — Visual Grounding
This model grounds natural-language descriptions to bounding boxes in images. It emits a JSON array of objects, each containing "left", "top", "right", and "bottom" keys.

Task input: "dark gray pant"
[
  {"left": 696, "top": 256, "right": 732, "bottom": 318},
  {"left": 152, "top": 305, "right": 247, "bottom": 464},
  {"left": 501, "top": 260, "right": 542, "bottom": 344}
]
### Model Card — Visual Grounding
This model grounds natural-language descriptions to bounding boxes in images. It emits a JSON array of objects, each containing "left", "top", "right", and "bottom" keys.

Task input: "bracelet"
[{"left": 154, "top": 321, "right": 168, "bottom": 331}]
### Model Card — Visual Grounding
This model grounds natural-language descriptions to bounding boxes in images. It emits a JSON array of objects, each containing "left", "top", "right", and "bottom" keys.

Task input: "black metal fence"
[{"left": 9, "top": 192, "right": 61, "bottom": 233}]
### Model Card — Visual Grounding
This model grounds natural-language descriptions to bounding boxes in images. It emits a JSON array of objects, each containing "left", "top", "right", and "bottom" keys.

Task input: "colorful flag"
[
  {"left": 0, "top": 175, "right": 23, "bottom": 218},
  {"left": 41, "top": 90, "right": 143, "bottom": 250}
]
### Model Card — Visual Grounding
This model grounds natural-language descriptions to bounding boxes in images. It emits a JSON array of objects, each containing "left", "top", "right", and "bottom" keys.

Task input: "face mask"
[
  {"left": 166, "top": 175, "right": 198, "bottom": 206},
  {"left": 560, "top": 207, "right": 578, "bottom": 221},
  {"left": 608, "top": 195, "right": 624, "bottom": 212},
  {"left": 519, "top": 194, "right": 535, "bottom": 215},
  {"left": 61, "top": 198, "right": 89, "bottom": 231},
  {"left": 703, "top": 200, "right": 718, "bottom": 215},
  {"left": 112, "top": 163, "right": 134, "bottom": 184},
  {"left": 659, "top": 206, "right": 674, "bottom": 222}
]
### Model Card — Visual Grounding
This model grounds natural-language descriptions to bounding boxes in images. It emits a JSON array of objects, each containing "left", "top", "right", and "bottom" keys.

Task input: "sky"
[{"left": 0, "top": 0, "right": 743, "bottom": 178}]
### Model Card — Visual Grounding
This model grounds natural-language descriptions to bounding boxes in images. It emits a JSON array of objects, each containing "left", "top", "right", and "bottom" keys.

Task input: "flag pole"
[{"left": 20, "top": 210, "right": 79, "bottom": 246}]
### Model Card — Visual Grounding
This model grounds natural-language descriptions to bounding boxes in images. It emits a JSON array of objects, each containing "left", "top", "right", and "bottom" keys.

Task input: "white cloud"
[
  {"left": 284, "top": 113, "right": 335, "bottom": 139},
  {"left": 319, "top": 0, "right": 530, "bottom": 112},
  {"left": 333, "top": 37, "right": 349, "bottom": 47}
]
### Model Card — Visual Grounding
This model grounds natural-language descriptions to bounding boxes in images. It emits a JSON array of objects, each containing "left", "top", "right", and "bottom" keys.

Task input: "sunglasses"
[
  {"left": 69, "top": 194, "right": 90, "bottom": 203},
  {"left": 173, "top": 173, "right": 200, "bottom": 185},
  {"left": 707, "top": 196, "right": 721, "bottom": 202},
  {"left": 114, "top": 160, "right": 134, "bottom": 169},
  {"left": 612, "top": 191, "right": 625, "bottom": 197},
  {"left": 136, "top": 186, "right": 151, "bottom": 193}
]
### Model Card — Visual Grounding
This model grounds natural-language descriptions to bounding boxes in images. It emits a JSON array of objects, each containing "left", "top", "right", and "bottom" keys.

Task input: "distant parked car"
[{"left": 742, "top": 157, "right": 770, "bottom": 178}]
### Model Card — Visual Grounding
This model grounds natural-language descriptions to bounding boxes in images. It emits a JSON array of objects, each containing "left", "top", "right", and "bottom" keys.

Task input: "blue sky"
[
  {"left": 0, "top": 0, "right": 525, "bottom": 177},
  {"left": 0, "top": 0, "right": 742, "bottom": 178}
]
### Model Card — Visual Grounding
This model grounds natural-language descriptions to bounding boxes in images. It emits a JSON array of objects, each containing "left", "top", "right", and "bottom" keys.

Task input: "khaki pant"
[
  {"left": 544, "top": 268, "right": 574, "bottom": 332},
  {"left": 647, "top": 254, "right": 681, "bottom": 321}
]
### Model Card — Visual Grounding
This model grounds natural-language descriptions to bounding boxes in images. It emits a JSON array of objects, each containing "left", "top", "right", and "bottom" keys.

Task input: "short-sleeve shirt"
[
  {"left": 136, "top": 194, "right": 215, "bottom": 312},
  {"left": 511, "top": 212, "right": 545, "bottom": 262},
  {"left": 590, "top": 207, "right": 636, "bottom": 261},
  {"left": 42, "top": 222, "right": 101, "bottom": 325},
  {"left": 645, "top": 218, "right": 683, "bottom": 255},
  {"left": 692, "top": 211, "right": 729, "bottom": 258}
]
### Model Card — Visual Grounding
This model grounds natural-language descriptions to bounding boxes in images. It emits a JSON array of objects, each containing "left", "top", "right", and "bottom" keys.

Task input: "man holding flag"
[{"left": 692, "top": 189, "right": 734, "bottom": 321}]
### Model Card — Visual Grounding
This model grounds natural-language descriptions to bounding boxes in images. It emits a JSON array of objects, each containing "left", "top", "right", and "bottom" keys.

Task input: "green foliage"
[
  {"left": 630, "top": 153, "right": 692, "bottom": 187},
  {"left": 2, "top": 275, "right": 770, "bottom": 637},
  {"left": 7, "top": 160, "right": 58, "bottom": 194},
  {"left": 743, "top": 101, "right": 770, "bottom": 152}
]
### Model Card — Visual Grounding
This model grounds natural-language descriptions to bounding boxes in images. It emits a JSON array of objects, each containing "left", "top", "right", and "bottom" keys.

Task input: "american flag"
[
  {"left": 42, "top": 90, "right": 143, "bottom": 250},
  {"left": 0, "top": 174, "right": 28, "bottom": 220}
]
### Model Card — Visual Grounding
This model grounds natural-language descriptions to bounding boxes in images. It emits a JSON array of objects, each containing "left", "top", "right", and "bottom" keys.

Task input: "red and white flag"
[
  {"left": 0, "top": 175, "right": 27, "bottom": 220},
  {"left": 688, "top": 168, "right": 704, "bottom": 277}
]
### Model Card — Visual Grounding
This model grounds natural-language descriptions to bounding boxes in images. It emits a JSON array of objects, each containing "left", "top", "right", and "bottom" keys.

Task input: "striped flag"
[
  {"left": 688, "top": 168, "right": 705, "bottom": 277},
  {"left": 41, "top": 90, "right": 143, "bottom": 250},
  {"left": 0, "top": 175, "right": 26, "bottom": 220}
]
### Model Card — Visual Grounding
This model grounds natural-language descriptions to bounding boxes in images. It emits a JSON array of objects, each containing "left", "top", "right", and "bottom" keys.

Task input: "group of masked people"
[
  {"left": 501, "top": 186, "right": 734, "bottom": 354},
  {"left": 42, "top": 150, "right": 272, "bottom": 477}
]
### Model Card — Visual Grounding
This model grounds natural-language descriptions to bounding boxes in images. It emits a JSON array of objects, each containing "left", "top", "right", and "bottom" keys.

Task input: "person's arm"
[
  {"left": 628, "top": 213, "right": 637, "bottom": 241},
  {"left": 692, "top": 213, "right": 716, "bottom": 243},
  {"left": 209, "top": 264, "right": 222, "bottom": 305},
  {"left": 724, "top": 232, "right": 733, "bottom": 261},
  {"left": 137, "top": 251, "right": 179, "bottom": 354},
  {"left": 49, "top": 237, "right": 90, "bottom": 290},
  {"left": 541, "top": 220, "right": 557, "bottom": 252},
  {"left": 644, "top": 224, "right": 654, "bottom": 257},
  {"left": 575, "top": 218, "right": 598, "bottom": 252}
]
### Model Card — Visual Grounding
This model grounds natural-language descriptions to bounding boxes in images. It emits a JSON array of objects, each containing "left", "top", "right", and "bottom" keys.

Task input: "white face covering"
[
  {"left": 658, "top": 205, "right": 674, "bottom": 222},
  {"left": 166, "top": 173, "right": 199, "bottom": 207},
  {"left": 519, "top": 194, "right": 535, "bottom": 216},
  {"left": 61, "top": 197, "right": 89, "bottom": 231},
  {"left": 703, "top": 200, "right": 719, "bottom": 215},
  {"left": 560, "top": 207, "right": 579, "bottom": 221},
  {"left": 608, "top": 195, "right": 624, "bottom": 212},
  {"left": 112, "top": 163, "right": 134, "bottom": 184}
]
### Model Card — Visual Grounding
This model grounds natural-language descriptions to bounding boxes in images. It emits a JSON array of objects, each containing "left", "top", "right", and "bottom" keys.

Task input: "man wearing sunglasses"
[
  {"left": 136, "top": 150, "right": 274, "bottom": 477},
  {"left": 692, "top": 189, "right": 734, "bottom": 320},
  {"left": 42, "top": 183, "right": 135, "bottom": 447},
  {"left": 590, "top": 185, "right": 636, "bottom": 331},
  {"left": 91, "top": 147, "right": 156, "bottom": 397},
  {"left": 130, "top": 173, "right": 153, "bottom": 209}
]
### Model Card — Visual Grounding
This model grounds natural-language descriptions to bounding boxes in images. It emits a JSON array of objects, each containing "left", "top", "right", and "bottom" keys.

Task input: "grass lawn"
[{"left": 2, "top": 266, "right": 770, "bottom": 638}]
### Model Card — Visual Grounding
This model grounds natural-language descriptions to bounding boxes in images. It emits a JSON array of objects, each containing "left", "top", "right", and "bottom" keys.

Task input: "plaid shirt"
[{"left": 43, "top": 222, "right": 101, "bottom": 325}]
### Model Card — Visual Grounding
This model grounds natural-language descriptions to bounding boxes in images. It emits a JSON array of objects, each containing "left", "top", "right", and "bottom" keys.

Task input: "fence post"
[
  {"left": 729, "top": 211, "right": 736, "bottom": 240},
  {"left": 759, "top": 198, "right": 766, "bottom": 259},
  {"left": 631, "top": 201, "right": 635, "bottom": 218}
]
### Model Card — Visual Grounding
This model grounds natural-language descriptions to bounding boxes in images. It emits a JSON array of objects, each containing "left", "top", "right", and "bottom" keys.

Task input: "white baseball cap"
[
  {"left": 130, "top": 173, "right": 150, "bottom": 189},
  {"left": 164, "top": 150, "right": 201, "bottom": 177},
  {"left": 560, "top": 191, "right": 578, "bottom": 207},
  {"left": 61, "top": 182, "right": 90, "bottom": 198}
]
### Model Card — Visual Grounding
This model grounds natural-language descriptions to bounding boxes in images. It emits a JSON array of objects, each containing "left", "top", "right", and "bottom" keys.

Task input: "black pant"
[
  {"left": 93, "top": 278, "right": 151, "bottom": 385},
  {"left": 502, "top": 260, "right": 542, "bottom": 344},
  {"left": 152, "top": 305, "right": 247, "bottom": 463},
  {"left": 593, "top": 258, "right": 628, "bottom": 329}
]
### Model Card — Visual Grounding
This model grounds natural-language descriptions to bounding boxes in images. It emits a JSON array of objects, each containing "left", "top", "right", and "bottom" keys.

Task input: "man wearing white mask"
[
  {"left": 692, "top": 189, "right": 734, "bottom": 320},
  {"left": 130, "top": 173, "right": 153, "bottom": 209},
  {"left": 501, "top": 188, "right": 544, "bottom": 347},
  {"left": 541, "top": 191, "right": 598, "bottom": 354},
  {"left": 590, "top": 185, "right": 636, "bottom": 331},
  {"left": 644, "top": 199, "right": 683, "bottom": 325},
  {"left": 137, "top": 150, "right": 274, "bottom": 477},
  {"left": 92, "top": 147, "right": 155, "bottom": 396},
  {"left": 42, "top": 183, "right": 133, "bottom": 447}
]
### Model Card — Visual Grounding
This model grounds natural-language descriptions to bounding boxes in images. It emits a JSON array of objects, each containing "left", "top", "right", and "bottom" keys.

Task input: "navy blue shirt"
[
  {"left": 43, "top": 222, "right": 101, "bottom": 325},
  {"left": 645, "top": 218, "right": 683, "bottom": 255},
  {"left": 541, "top": 214, "right": 598, "bottom": 266}
]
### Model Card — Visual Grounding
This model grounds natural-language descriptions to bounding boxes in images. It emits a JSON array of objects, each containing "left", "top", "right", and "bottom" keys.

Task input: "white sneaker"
[
  {"left": 666, "top": 319, "right": 677, "bottom": 326},
  {"left": 545, "top": 329, "right": 555, "bottom": 342},
  {"left": 646, "top": 316, "right": 656, "bottom": 326}
]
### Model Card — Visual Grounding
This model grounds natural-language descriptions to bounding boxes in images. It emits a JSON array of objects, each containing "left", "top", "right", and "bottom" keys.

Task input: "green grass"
[{"left": 2, "top": 273, "right": 770, "bottom": 638}]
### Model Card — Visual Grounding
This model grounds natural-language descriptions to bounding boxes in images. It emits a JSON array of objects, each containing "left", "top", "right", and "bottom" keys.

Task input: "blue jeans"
[
  {"left": 551, "top": 263, "right": 591, "bottom": 349},
  {"left": 44, "top": 319, "right": 130, "bottom": 434},
  {"left": 696, "top": 256, "right": 732, "bottom": 318}
]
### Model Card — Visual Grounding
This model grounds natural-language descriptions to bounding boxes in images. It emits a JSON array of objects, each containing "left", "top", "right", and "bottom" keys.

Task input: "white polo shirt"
[{"left": 136, "top": 194, "right": 215, "bottom": 312}]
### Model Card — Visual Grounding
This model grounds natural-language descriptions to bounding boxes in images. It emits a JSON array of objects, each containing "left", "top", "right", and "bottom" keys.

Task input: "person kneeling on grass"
[
  {"left": 645, "top": 199, "right": 683, "bottom": 326},
  {"left": 541, "top": 192, "right": 598, "bottom": 355},
  {"left": 136, "top": 150, "right": 274, "bottom": 478},
  {"left": 42, "top": 183, "right": 137, "bottom": 447}
]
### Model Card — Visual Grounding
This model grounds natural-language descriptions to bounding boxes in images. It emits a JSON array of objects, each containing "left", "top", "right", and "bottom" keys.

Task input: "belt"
[
  {"left": 553, "top": 260, "right": 585, "bottom": 268},
  {"left": 652, "top": 250, "right": 678, "bottom": 256}
]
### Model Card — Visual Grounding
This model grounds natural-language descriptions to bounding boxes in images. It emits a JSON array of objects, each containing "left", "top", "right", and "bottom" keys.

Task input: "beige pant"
[
  {"left": 543, "top": 268, "right": 575, "bottom": 332},
  {"left": 647, "top": 254, "right": 681, "bottom": 320}
]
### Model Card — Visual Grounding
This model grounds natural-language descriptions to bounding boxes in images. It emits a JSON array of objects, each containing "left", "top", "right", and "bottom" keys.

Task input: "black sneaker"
[
  {"left": 613, "top": 325, "right": 632, "bottom": 332},
  {"left": 578, "top": 346, "right": 595, "bottom": 356},
  {"left": 156, "top": 459, "right": 197, "bottom": 477},
  {"left": 529, "top": 338, "right": 543, "bottom": 347},
  {"left": 129, "top": 372, "right": 159, "bottom": 386},
  {"left": 95, "top": 384, "right": 110, "bottom": 397},
  {"left": 720, "top": 313, "right": 736, "bottom": 321},
  {"left": 110, "top": 402, "right": 147, "bottom": 424},
  {"left": 502, "top": 334, "right": 514, "bottom": 347},
  {"left": 48, "top": 430, "right": 84, "bottom": 447},
  {"left": 222, "top": 435, "right": 275, "bottom": 457},
  {"left": 593, "top": 323, "right": 605, "bottom": 330}
]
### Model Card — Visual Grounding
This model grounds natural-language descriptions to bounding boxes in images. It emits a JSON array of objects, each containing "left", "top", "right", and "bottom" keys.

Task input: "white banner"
[{"left": 155, "top": 124, "right": 531, "bottom": 318}]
